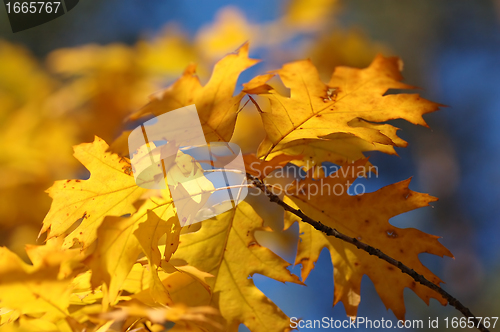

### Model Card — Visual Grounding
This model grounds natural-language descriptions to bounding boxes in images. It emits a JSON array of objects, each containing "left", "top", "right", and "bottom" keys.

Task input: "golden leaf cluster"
[{"left": 0, "top": 3, "right": 451, "bottom": 332}]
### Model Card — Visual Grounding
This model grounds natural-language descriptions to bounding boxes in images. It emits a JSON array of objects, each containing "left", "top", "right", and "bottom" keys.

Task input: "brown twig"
[{"left": 246, "top": 173, "right": 490, "bottom": 332}]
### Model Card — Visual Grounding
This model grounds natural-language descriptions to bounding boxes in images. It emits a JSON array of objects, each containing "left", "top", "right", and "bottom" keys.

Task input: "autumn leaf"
[
  {"left": 40, "top": 136, "right": 147, "bottom": 249},
  {"left": 135, "top": 210, "right": 176, "bottom": 268},
  {"left": 90, "top": 196, "right": 176, "bottom": 308},
  {"left": 129, "top": 42, "right": 259, "bottom": 143},
  {"left": 243, "top": 55, "right": 441, "bottom": 168},
  {"left": 0, "top": 33, "right": 473, "bottom": 332},
  {"left": 124, "top": 261, "right": 213, "bottom": 310},
  {"left": 172, "top": 201, "right": 303, "bottom": 332},
  {"left": 89, "top": 215, "right": 142, "bottom": 309},
  {"left": 69, "top": 270, "right": 103, "bottom": 306},
  {"left": 283, "top": 159, "right": 453, "bottom": 319},
  {"left": 25, "top": 237, "right": 85, "bottom": 279},
  {"left": 0, "top": 247, "right": 72, "bottom": 318},
  {"left": 134, "top": 210, "right": 179, "bottom": 305}
]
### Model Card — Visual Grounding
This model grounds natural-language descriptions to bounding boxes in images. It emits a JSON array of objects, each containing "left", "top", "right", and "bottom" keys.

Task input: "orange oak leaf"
[
  {"left": 283, "top": 159, "right": 453, "bottom": 320},
  {"left": 243, "top": 55, "right": 441, "bottom": 168}
]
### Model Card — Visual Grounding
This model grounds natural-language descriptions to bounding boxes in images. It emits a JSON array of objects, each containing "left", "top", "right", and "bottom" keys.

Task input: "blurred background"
[{"left": 0, "top": 0, "right": 499, "bottom": 331}]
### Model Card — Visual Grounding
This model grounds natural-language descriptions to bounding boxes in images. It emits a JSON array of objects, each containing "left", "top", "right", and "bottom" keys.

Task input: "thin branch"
[{"left": 246, "top": 173, "right": 490, "bottom": 332}]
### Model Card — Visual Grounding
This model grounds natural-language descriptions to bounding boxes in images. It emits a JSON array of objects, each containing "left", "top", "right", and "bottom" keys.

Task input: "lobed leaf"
[
  {"left": 243, "top": 55, "right": 441, "bottom": 169},
  {"left": 283, "top": 159, "right": 453, "bottom": 319}
]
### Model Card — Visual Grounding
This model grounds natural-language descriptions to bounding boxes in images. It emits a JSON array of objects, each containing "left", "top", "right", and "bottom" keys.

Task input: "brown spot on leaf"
[{"left": 122, "top": 165, "right": 133, "bottom": 175}]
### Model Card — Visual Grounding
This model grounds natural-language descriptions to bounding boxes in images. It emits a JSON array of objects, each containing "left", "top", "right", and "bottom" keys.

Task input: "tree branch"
[{"left": 246, "top": 173, "right": 490, "bottom": 332}]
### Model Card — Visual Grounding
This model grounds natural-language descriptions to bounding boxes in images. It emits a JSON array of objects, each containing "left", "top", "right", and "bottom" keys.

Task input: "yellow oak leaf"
[
  {"left": 0, "top": 247, "right": 72, "bottom": 318},
  {"left": 172, "top": 201, "right": 303, "bottom": 332},
  {"left": 130, "top": 43, "right": 259, "bottom": 143},
  {"left": 90, "top": 196, "right": 176, "bottom": 308},
  {"left": 134, "top": 210, "right": 180, "bottom": 306},
  {"left": 271, "top": 129, "right": 404, "bottom": 171},
  {"left": 25, "top": 237, "right": 85, "bottom": 280},
  {"left": 68, "top": 270, "right": 103, "bottom": 306},
  {"left": 243, "top": 55, "right": 441, "bottom": 167},
  {"left": 283, "top": 159, "right": 453, "bottom": 320},
  {"left": 135, "top": 210, "right": 178, "bottom": 268},
  {"left": 89, "top": 215, "right": 142, "bottom": 309},
  {"left": 123, "top": 262, "right": 212, "bottom": 309},
  {"left": 40, "top": 136, "right": 147, "bottom": 249}
]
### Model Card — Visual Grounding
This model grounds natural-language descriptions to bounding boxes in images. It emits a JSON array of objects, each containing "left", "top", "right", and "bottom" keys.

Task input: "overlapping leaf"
[
  {"left": 0, "top": 34, "right": 456, "bottom": 332},
  {"left": 243, "top": 55, "right": 441, "bottom": 169},
  {"left": 40, "top": 137, "right": 147, "bottom": 249},
  {"left": 130, "top": 42, "right": 259, "bottom": 144},
  {"left": 283, "top": 160, "right": 453, "bottom": 319},
  {"left": 172, "top": 201, "right": 303, "bottom": 332},
  {"left": 134, "top": 209, "right": 178, "bottom": 306},
  {"left": 0, "top": 247, "right": 73, "bottom": 319}
]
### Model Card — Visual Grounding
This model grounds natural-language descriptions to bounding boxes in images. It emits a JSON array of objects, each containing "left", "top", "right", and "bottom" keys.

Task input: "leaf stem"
[{"left": 246, "top": 173, "right": 490, "bottom": 332}]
